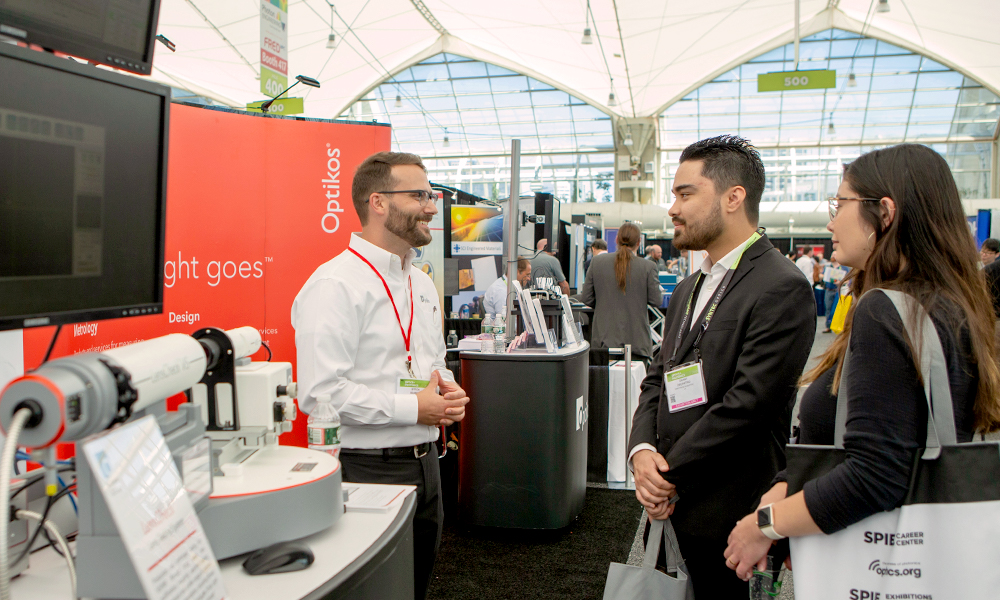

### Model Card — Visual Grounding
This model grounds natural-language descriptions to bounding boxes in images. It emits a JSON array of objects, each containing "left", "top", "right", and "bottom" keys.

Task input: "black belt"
[{"left": 341, "top": 442, "right": 432, "bottom": 459}]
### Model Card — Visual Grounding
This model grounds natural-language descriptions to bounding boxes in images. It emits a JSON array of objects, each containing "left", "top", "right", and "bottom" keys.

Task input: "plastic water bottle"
[
  {"left": 447, "top": 329, "right": 458, "bottom": 348},
  {"left": 481, "top": 314, "right": 494, "bottom": 353},
  {"left": 493, "top": 314, "right": 506, "bottom": 353},
  {"left": 308, "top": 394, "right": 341, "bottom": 458}
]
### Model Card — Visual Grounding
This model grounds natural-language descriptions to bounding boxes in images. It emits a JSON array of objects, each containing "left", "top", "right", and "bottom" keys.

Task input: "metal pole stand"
[{"left": 623, "top": 344, "right": 635, "bottom": 491}]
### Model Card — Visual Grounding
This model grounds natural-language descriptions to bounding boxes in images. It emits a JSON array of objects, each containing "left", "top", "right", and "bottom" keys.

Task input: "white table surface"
[
  {"left": 11, "top": 484, "right": 414, "bottom": 600},
  {"left": 607, "top": 360, "right": 647, "bottom": 483}
]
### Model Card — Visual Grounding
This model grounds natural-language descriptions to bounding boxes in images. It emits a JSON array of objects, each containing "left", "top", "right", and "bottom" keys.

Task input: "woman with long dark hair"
[
  {"left": 576, "top": 222, "right": 662, "bottom": 363},
  {"left": 722, "top": 143, "right": 1000, "bottom": 578}
]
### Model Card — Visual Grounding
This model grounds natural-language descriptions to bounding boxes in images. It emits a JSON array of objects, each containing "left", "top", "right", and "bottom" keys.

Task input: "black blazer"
[{"left": 628, "top": 234, "right": 816, "bottom": 539}]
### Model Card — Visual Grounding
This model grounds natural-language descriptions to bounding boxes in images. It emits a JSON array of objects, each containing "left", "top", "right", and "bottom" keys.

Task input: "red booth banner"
[{"left": 19, "top": 104, "right": 391, "bottom": 447}]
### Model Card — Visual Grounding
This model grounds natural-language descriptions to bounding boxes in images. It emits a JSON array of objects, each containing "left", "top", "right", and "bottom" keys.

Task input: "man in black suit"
[{"left": 628, "top": 135, "right": 815, "bottom": 598}]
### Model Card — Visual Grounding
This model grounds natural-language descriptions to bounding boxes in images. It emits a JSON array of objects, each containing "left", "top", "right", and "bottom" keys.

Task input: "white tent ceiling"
[{"left": 151, "top": 0, "right": 1000, "bottom": 120}]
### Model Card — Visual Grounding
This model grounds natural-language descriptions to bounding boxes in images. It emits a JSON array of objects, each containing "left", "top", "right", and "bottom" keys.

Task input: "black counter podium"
[{"left": 458, "top": 343, "right": 589, "bottom": 529}]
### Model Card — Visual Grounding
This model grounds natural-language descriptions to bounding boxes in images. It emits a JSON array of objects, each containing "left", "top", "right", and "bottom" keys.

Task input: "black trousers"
[
  {"left": 645, "top": 519, "right": 749, "bottom": 599},
  {"left": 340, "top": 450, "right": 443, "bottom": 600}
]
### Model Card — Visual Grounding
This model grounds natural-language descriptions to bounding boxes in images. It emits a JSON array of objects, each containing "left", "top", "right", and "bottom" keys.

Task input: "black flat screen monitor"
[
  {"left": 0, "top": 42, "right": 169, "bottom": 331},
  {"left": 534, "top": 193, "right": 561, "bottom": 255},
  {"left": 0, "top": 0, "right": 161, "bottom": 75}
]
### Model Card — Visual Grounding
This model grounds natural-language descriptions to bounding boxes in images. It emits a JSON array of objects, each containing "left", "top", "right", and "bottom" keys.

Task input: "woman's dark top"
[{"left": 789, "top": 290, "right": 977, "bottom": 534}]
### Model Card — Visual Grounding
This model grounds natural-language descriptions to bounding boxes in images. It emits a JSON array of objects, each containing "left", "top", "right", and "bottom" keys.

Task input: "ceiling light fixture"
[
  {"left": 876, "top": 0, "right": 890, "bottom": 13},
  {"left": 443, "top": 135, "right": 450, "bottom": 148},
  {"left": 326, "top": 4, "right": 338, "bottom": 49},
  {"left": 608, "top": 91, "right": 617, "bottom": 107},
  {"left": 827, "top": 113, "right": 835, "bottom": 134},
  {"left": 395, "top": 94, "right": 402, "bottom": 108},
  {"left": 848, "top": 72, "right": 857, "bottom": 87},
  {"left": 581, "top": 0, "right": 593, "bottom": 45}
]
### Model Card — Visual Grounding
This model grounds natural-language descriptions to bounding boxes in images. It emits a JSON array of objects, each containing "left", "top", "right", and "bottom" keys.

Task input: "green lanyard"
[{"left": 668, "top": 231, "right": 762, "bottom": 368}]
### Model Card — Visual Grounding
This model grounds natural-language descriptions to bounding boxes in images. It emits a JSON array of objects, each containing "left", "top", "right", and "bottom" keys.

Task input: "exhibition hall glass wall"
[
  {"left": 341, "top": 53, "right": 615, "bottom": 202},
  {"left": 659, "top": 29, "right": 1000, "bottom": 201}
]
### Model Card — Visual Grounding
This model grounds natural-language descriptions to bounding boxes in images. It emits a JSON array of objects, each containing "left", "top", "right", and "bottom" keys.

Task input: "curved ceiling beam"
[
  {"left": 333, "top": 32, "right": 621, "bottom": 121},
  {"left": 649, "top": 7, "right": 1000, "bottom": 119}
]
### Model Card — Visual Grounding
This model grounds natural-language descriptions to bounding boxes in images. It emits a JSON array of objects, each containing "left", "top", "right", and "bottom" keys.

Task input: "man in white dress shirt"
[
  {"left": 482, "top": 256, "right": 531, "bottom": 316},
  {"left": 795, "top": 246, "right": 816, "bottom": 282},
  {"left": 292, "top": 151, "right": 469, "bottom": 600}
]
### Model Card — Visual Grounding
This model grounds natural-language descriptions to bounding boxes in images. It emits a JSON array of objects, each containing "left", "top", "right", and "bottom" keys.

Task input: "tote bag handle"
[
  {"left": 643, "top": 518, "right": 687, "bottom": 576},
  {"left": 833, "top": 289, "right": 957, "bottom": 459}
]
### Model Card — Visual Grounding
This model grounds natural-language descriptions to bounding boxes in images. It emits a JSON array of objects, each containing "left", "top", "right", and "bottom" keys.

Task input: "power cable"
[
  {"left": 0, "top": 408, "right": 32, "bottom": 600},
  {"left": 610, "top": 0, "right": 637, "bottom": 117},
  {"left": 306, "top": 0, "right": 451, "bottom": 133},
  {"left": 16, "top": 508, "right": 76, "bottom": 597},
  {"left": 184, "top": 0, "right": 259, "bottom": 77},
  {"left": 585, "top": 0, "right": 618, "bottom": 109}
]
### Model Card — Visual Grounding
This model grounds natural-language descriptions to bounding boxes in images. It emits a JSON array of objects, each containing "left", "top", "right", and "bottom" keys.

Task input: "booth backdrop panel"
[{"left": 22, "top": 105, "right": 391, "bottom": 447}]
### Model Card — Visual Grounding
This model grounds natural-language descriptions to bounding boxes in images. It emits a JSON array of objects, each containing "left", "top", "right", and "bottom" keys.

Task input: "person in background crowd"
[
  {"left": 983, "top": 252, "right": 1000, "bottom": 317},
  {"left": 795, "top": 246, "right": 816, "bottom": 282},
  {"left": 576, "top": 222, "right": 661, "bottom": 364},
  {"left": 821, "top": 258, "right": 844, "bottom": 333},
  {"left": 724, "top": 143, "right": 1000, "bottom": 582},
  {"left": 980, "top": 238, "right": 999, "bottom": 265},
  {"left": 646, "top": 244, "right": 668, "bottom": 271},
  {"left": 292, "top": 151, "right": 470, "bottom": 600},
  {"left": 666, "top": 254, "right": 688, "bottom": 276},
  {"left": 483, "top": 257, "right": 531, "bottom": 316},
  {"left": 628, "top": 135, "right": 815, "bottom": 597},
  {"left": 531, "top": 238, "right": 570, "bottom": 295},
  {"left": 584, "top": 238, "right": 607, "bottom": 275}
]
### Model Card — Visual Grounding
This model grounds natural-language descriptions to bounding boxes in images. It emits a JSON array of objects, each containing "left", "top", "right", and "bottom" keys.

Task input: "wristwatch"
[{"left": 757, "top": 504, "right": 786, "bottom": 540}]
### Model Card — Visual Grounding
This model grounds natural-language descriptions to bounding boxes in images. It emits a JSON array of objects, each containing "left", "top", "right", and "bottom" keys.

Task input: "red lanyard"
[{"left": 349, "top": 247, "right": 414, "bottom": 374}]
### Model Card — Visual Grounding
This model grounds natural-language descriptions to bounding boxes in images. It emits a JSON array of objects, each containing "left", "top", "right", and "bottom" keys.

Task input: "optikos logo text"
[{"left": 322, "top": 146, "right": 344, "bottom": 233}]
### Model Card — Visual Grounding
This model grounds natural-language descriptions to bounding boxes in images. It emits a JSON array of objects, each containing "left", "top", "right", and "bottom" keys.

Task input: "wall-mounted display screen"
[
  {"left": 0, "top": 0, "right": 161, "bottom": 75},
  {"left": 0, "top": 43, "right": 169, "bottom": 330}
]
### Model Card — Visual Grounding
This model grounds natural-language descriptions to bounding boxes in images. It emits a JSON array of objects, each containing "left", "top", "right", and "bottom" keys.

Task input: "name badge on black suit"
[{"left": 665, "top": 360, "right": 708, "bottom": 412}]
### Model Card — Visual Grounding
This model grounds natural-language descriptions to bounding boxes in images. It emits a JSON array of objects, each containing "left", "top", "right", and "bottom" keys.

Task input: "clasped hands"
[
  {"left": 416, "top": 370, "right": 470, "bottom": 427},
  {"left": 634, "top": 450, "right": 789, "bottom": 581},
  {"left": 631, "top": 449, "right": 677, "bottom": 520},
  {"left": 723, "top": 482, "right": 789, "bottom": 581}
]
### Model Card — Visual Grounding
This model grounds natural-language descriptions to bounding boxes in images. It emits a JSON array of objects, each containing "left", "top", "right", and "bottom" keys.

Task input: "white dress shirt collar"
[
  {"left": 689, "top": 232, "right": 759, "bottom": 330},
  {"left": 349, "top": 232, "right": 416, "bottom": 276},
  {"left": 698, "top": 231, "right": 758, "bottom": 277}
]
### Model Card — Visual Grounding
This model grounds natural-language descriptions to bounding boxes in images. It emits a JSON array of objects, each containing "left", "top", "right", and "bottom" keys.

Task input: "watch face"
[{"left": 757, "top": 507, "right": 771, "bottom": 528}]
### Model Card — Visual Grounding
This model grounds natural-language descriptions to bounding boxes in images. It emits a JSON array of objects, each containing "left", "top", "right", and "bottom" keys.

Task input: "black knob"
[{"left": 12, "top": 399, "right": 44, "bottom": 428}]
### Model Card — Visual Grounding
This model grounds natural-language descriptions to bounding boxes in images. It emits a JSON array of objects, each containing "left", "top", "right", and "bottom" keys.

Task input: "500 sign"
[{"left": 758, "top": 69, "right": 836, "bottom": 92}]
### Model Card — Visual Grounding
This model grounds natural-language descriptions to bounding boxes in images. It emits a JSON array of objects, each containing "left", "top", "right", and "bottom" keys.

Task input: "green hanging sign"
[{"left": 758, "top": 70, "right": 836, "bottom": 92}]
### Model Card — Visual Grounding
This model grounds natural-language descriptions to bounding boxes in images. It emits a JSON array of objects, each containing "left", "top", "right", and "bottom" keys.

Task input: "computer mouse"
[{"left": 242, "top": 541, "right": 315, "bottom": 575}]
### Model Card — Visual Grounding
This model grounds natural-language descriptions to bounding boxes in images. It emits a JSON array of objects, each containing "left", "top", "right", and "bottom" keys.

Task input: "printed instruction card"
[{"left": 82, "top": 416, "right": 227, "bottom": 600}]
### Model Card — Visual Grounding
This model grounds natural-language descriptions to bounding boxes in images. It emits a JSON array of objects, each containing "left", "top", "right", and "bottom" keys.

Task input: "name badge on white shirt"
[
  {"left": 665, "top": 361, "right": 708, "bottom": 413},
  {"left": 398, "top": 377, "right": 429, "bottom": 395}
]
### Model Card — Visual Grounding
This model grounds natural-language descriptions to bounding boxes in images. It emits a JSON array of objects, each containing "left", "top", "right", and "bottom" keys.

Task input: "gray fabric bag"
[{"left": 602, "top": 517, "right": 695, "bottom": 600}]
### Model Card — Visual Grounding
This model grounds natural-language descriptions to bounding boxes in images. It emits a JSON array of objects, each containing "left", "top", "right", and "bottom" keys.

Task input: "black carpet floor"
[{"left": 427, "top": 488, "right": 643, "bottom": 600}]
